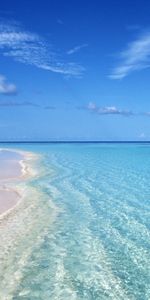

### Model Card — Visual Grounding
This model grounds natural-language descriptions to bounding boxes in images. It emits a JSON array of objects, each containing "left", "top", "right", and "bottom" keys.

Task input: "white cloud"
[
  {"left": 0, "top": 75, "right": 17, "bottom": 95},
  {"left": 87, "top": 102, "right": 133, "bottom": 116},
  {"left": 0, "top": 22, "right": 84, "bottom": 77},
  {"left": 67, "top": 44, "right": 88, "bottom": 55},
  {"left": 110, "top": 31, "right": 150, "bottom": 79}
]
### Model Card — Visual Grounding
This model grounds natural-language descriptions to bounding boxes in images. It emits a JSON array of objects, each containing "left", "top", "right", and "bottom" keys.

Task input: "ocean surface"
[{"left": 0, "top": 143, "right": 150, "bottom": 300}]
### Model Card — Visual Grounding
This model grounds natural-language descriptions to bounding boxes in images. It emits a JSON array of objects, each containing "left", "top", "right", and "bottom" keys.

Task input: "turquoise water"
[{"left": 0, "top": 143, "right": 150, "bottom": 299}]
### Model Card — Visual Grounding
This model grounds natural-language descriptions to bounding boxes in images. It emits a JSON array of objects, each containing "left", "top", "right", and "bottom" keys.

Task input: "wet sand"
[
  {"left": 0, "top": 149, "right": 36, "bottom": 217},
  {"left": 0, "top": 189, "right": 20, "bottom": 215}
]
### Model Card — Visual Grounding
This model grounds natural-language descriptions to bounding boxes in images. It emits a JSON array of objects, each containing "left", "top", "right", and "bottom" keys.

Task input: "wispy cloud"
[
  {"left": 0, "top": 22, "right": 84, "bottom": 77},
  {"left": 139, "top": 132, "right": 146, "bottom": 138},
  {"left": 0, "top": 74, "right": 17, "bottom": 95},
  {"left": 67, "top": 44, "right": 88, "bottom": 55},
  {"left": 0, "top": 100, "right": 39, "bottom": 107},
  {"left": 1, "top": 99, "right": 150, "bottom": 118},
  {"left": 87, "top": 102, "right": 133, "bottom": 116},
  {"left": 126, "top": 25, "right": 141, "bottom": 31},
  {"left": 57, "top": 19, "right": 63, "bottom": 25},
  {"left": 0, "top": 100, "right": 57, "bottom": 109},
  {"left": 44, "top": 105, "right": 56, "bottom": 110},
  {"left": 110, "top": 31, "right": 150, "bottom": 79},
  {"left": 144, "top": 111, "right": 150, "bottom": 116}
]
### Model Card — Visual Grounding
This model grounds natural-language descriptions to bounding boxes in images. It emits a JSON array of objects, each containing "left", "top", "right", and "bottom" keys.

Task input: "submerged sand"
[
  {"left": 0, "top": 148, "right": 37, "bottom": 217},
  {"left": 0, "top": 189, "right": 20, "bottom": 214}
]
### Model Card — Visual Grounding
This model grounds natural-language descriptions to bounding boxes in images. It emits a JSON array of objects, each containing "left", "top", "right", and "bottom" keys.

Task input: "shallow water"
[{"left": 0, "top": 143, "right": 150, "bottom": 299}]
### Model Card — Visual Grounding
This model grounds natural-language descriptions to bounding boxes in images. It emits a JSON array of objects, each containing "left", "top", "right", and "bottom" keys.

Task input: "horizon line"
[{"left": 0, "top": 140, "right": 149, "bottom": 143}]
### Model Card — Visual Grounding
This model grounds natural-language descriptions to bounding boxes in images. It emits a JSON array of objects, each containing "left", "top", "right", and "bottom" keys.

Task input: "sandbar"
[{"left": 0, "top": 148, "right": 36, "bottom": 217}]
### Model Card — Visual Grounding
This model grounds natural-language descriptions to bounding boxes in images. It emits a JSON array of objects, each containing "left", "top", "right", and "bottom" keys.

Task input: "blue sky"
[{"left": 1, "top": 0, "right": 150, "bottom": 141}]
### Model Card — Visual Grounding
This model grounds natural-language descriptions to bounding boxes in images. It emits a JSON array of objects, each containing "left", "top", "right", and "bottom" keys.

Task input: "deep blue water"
[{"left": 0, "top": 143, "right": 150, "bottom": 299}]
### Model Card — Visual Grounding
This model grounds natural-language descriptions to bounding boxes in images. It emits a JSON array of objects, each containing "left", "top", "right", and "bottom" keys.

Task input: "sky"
[{"left": 1, "top": 0, "right": 150, "bottom": 141}]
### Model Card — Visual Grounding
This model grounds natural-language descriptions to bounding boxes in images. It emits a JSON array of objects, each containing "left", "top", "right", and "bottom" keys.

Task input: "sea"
[{"left": 0, "top": 142, "right": 150, "bottom": 300}]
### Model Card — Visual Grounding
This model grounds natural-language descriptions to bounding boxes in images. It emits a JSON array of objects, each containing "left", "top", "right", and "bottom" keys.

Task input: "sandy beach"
[{"left": 0, "top": 149, "right": 37, "bottom": 217}]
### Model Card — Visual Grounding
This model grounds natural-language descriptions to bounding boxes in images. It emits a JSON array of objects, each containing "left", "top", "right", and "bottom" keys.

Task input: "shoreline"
[{"left": 0, "top": 148, "right": 38, "bottom": 218}]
